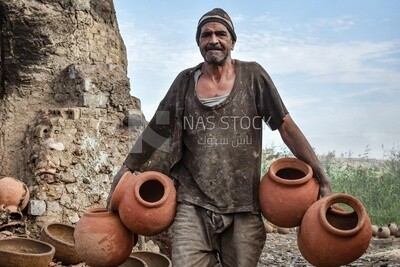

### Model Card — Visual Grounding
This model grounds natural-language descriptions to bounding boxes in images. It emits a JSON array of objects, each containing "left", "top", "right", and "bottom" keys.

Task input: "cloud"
[
  {"left": 304, "top": 16, "right": 356, "bottom": 33},
  {"left": 116, "top": 12, "right": 399, "bottom": 158},
  {"left": 236, "top": 33, "right": 400, "bottom": 76},
  {"left": 119, "top": 13, "right": 400, "bottom": 91}
]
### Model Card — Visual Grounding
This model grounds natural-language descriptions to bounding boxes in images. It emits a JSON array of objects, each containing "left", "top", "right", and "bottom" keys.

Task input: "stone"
[
  {"left": 44, "top": 138, "right": 66, "bottom": 151},
  {"left": 79, "top": 92, "right": 108, "bottom": 108},
  {"left": 27, "top": 200, "right": 46, "bottom": 216},
  {"left": 68, "top": 212, "right": 80, "bottom": 224}
]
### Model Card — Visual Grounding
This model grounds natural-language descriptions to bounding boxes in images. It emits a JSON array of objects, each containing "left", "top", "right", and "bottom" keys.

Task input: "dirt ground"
[
  {"left": 258, "top": 229, "right": 400, "bottom": 267},
  {"left": 1, "top": 215, "right": 399, "bottom": 267}
]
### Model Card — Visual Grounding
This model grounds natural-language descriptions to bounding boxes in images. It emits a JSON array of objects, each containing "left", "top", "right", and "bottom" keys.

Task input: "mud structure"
[{"left": 0, "top": 0, "right": 147, "bottom": 225}]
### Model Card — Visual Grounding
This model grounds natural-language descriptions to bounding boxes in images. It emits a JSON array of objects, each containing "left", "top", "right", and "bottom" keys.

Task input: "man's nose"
[{"left": 209, "top": 33, "right": 219, "bottom": 44}]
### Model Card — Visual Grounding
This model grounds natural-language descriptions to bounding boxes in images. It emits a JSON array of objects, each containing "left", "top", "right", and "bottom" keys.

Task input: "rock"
[{"left": 27, "top": 200, "right": 46, "bottom": 216}]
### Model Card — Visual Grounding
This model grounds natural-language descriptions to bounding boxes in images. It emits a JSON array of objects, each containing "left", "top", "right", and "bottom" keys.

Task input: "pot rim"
[
  {"left": 0, "top": 237, "right": 55, "bottom": 257},
  {"left": 83, "top": 207, "right": 113, "bottom": 217},
  {"left": 41, "top": 222, "right": 75, "bottom": 247},
  {"left": 131, "top": 251, "right": 172, "bottom": 266},
  {"left": 268, "top": 157, "right": 313, "bottom": 185},
  {"left": 319, "top": 193, "right": 367, "bottom": 237},
  {"left": 134, "top": 171, "right": 171, "bottom": 208},
  {"left": 0, "top": 204, "right": 23, "bottom": 216},
  {"left": 125, "top": 255, "right": 148, "bottom": 267}
]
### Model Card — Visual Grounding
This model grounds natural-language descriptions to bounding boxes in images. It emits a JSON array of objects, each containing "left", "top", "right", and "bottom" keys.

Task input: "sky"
[{"left": 113, "top": 1, "right": 400, "bottom": 159}]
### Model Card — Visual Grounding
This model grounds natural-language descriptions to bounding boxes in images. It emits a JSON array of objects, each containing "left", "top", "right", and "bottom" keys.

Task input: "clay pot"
[
  {"left": 259, "top": 158, "right": 319, "bottom": 228},
  {"left": 0, "top": 237, "right": 55, "bottom": 267},
  {"left": 297, "top": 193, "right": 372, "bottom": 267},
  {"left": 0, "top": 177, "right": 30, "bottom": 216},
  {"left": 40, "top": 222, "right": 82, "bottom": 265},
  {"left": 264, "top": 222, "right": 275, "bottom": 233},
  {"left": 371, "top": 224, "right": 379, "bottom": 236},
  {"left": 388, "top": 222, "right": 398, "bottom": 235},
  {"left": 119, "top": 256, "right": 148, "bottom": 267},
  {"left": 277, "top": 227, "right": 290, "bottom": 235},
  {"left": 111, "top": 171, "right": 177, "bottom": 236},
  {"left": 394, "top": 229, "right": 400, "bottom": 238},
  {"left": 131, "top": 251, "right": 172, "bottom": 267},
  {"left": 74, "top": 207, "right": 138, "bottom": 267},
  {"left": 377, "top": 226, "right": 391, "bottom": 238}
]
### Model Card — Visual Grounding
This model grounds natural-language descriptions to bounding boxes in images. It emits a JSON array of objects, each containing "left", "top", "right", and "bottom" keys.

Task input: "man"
[{"left": 108, "top": 8, "right": 332, "bottom": 267}]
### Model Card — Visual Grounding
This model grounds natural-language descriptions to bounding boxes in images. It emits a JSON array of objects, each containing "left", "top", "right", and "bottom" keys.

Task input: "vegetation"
[{"left": 261, "top": 146, "right": 400, "bottom": 225}]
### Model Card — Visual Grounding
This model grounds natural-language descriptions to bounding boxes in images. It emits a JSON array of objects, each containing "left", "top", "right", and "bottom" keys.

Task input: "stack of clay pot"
[
  {"left": 259, "top": 158, "right": 372, "bottom": 267},
  {"left": 73, "top": 171, "right": 176, "bottom": 267}
]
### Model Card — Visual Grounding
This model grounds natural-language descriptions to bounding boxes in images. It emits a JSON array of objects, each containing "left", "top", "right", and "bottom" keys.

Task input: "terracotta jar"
[
  {"left": 74, "top": 207, "right": 137, "bottom": 267},
  {"left": 0, "top": 177, "right": 30, "bottom": 216},
  {"left": 297, "top": 193, "right": 372, "bottom": 267},
  {"left": 111, "top": 171, "right": 177, "bottom": 236},
  {"left": 388, "top": 222, "right": 398, "bottom": 235},
  {"left": 259, "top": 158, "right": 319, "bottom": 228},
  {"left": 371, "top": 224, "right": 379, "bottom": 236},
  {"left": 395, "top": 229, "right": 400, "bottom": 238},
  {"left": 377, "top": 226, "right": 391, "bottom": 238}
]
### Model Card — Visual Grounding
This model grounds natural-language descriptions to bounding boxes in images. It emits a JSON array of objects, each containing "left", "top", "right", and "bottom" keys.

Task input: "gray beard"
[{"left": 205, "top": 53, "right": 229, "bottom": 66}]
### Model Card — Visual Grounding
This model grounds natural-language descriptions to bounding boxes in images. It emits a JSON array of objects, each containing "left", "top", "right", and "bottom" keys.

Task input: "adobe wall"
[{"left": 0, "top": 0, "right": 145, "bottom": 224}]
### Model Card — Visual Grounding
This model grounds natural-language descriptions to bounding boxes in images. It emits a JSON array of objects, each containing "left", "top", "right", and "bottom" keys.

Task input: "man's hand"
[{"left": 318, "top": 182, "right": 333, "bottom": 198}]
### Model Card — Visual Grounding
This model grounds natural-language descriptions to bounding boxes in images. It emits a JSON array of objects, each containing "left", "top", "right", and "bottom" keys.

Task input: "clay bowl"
[
  {"left": 40, "top": 222, "right": 82, "bottom": 265},
  {"left": 119, "top": 255, "right": 148, "bottom": 267},
  {"left": 0, "top": 237, "right": 55, "bottom": 267},
  {"left": 131, "top": 251, "right": 171, "bottom": 267}
]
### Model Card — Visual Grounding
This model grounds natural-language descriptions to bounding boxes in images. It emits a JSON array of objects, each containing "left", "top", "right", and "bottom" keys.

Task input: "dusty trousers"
[{"left": 172, "top": 203, "right": 266, "bottom": 267}]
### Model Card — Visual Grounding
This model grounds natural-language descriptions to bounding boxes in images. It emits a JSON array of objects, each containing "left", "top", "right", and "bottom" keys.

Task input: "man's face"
[{"left": 198, "top": 22, "right": 235, "bottom": 66}]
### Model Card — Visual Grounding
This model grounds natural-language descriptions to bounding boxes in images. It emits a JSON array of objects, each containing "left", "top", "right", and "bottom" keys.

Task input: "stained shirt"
[
  {"left": 122, "top": 60, "right": 288, "bottom": 214},
  {"left": 172, "top": 61, "right": 288, "bottom": 213}
]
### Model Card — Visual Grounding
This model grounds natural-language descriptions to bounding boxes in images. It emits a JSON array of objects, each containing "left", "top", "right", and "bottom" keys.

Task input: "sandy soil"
[
  {"left": 258, "top": 229, "right": 400, "bottom": 267},
  {"left": 1, "top": 215, "right": 399, "bottom": 267}
]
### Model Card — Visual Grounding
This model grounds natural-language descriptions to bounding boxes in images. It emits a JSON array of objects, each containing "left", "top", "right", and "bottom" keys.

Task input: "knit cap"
[{"left": 196, "top": 8, "right": 237, "bottom": 45}]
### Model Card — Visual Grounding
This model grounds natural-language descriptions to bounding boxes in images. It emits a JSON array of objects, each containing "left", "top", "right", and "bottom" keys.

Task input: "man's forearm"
[{"left": 278, "top": 115, "right": 332, "bottom": 195}]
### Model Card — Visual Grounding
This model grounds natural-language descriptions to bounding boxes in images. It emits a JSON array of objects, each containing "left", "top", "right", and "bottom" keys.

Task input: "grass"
[{"left": 261, "top": 146, "right": 400, "bottom": 225}]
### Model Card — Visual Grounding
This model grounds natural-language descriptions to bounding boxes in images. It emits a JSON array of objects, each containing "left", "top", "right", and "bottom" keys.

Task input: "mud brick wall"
[{"left": 0, "top": 0, "right": 146, "bottom": 224}]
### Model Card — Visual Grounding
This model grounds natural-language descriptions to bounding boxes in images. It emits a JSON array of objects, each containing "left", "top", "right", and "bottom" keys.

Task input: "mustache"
[{"left": 205, "top": 44, "right": 223, "bottom": 50}]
